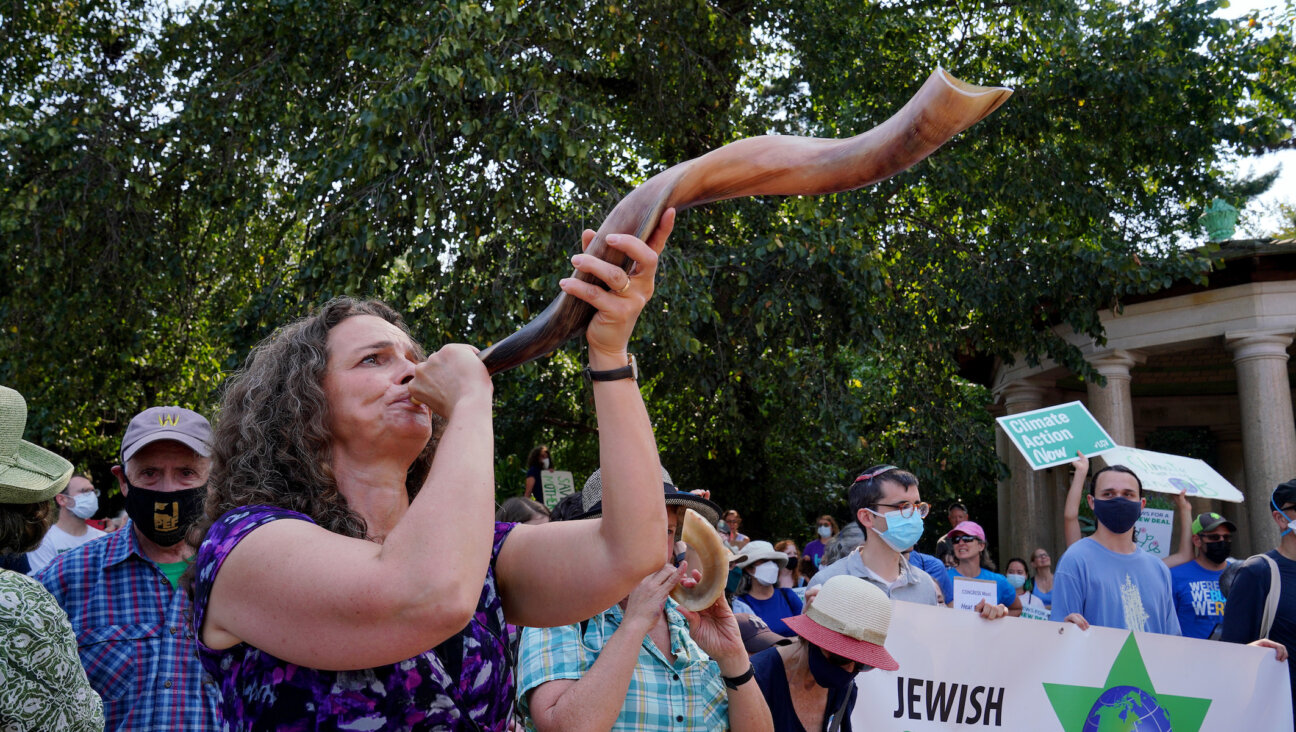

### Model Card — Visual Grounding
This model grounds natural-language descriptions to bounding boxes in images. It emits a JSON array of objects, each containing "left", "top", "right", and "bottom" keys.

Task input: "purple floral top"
[{"left": 192, "top": 505, "right": 517, "bottom": 731}]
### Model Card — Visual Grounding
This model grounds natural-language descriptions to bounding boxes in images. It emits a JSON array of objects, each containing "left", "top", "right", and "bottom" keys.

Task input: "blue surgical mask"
[
  {"left": 817, "top": 525, "right": 832, "bottom": 538},
  {"left": 1092, "top": 496, "right": 1142, "bottom": 534},
  {"left": 1272, "top": 496, "right": 1295, "bottom": 537},
  {"left": 865, "top": 508, "right": 924, "bottom": 552},
  {"left": 1005, "top": 574, "right": 1026, "bottom": 590}
]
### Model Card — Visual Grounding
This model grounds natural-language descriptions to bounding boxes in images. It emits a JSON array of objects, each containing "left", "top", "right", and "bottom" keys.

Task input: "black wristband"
[
  {"left": 722, "top": 663, "right": 755, "bottom": 690},
  {"left": 583, "top": 354, "right": 638, "bottom": 382}
]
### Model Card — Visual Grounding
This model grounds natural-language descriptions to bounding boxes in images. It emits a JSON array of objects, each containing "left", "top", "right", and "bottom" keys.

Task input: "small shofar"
[{"left": 477, "top": 68, "right": 1012, "bottom": 374}]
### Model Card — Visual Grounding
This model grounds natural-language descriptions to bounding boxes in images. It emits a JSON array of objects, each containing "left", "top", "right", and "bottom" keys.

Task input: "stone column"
[
  {"left": 1216, "top": 426, "right": 1254, "bottom": 556},
  {"left": 1226, "top": 330, "right": 1296, "bottom": 553},
  {"left": 1085, "top": 350, "right": 1145, "bottom": 448},
  {"left": 999, "top": 381, "right": 1051, "bottom": 565}
]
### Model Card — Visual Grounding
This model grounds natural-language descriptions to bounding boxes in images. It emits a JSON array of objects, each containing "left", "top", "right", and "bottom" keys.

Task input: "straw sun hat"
[
  {"left": 578, "top": 465, "right": 721, "bottom": 525},
  {"left": 0, "top": 385, "right": 74, "bottom": 504},
  {"left": 783, "top": 574, "right": 900, "bottom": 671}
]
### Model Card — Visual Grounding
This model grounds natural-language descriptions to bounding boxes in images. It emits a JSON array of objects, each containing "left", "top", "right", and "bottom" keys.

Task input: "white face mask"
[
  {"left": 752, "top": 561, "right": 780, "bottom": 586},
  {"left": 69, "top": 492, "right": 98, "bottom": 520},
  {"left": 541, "top": 458, "right": 550, "bottom": 469}
]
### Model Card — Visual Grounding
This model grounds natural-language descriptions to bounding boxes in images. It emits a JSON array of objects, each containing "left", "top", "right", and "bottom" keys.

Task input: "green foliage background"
[{"left": 3, "top": 0, "right": 1293, "bottom": 544}]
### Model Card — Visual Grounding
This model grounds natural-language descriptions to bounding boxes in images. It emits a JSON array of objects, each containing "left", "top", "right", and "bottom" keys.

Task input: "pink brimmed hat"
[
  {"left": 945, "top": 520, "right": 986, "bottom": 542},
  {"left": 783, "top": 575, "right": 899, "bottom": 671}
]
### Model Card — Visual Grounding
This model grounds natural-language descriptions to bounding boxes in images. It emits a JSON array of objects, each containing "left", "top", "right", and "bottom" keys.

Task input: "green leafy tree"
[{"left": 2, "top": 0, "right": 1292, "bottom": 543}]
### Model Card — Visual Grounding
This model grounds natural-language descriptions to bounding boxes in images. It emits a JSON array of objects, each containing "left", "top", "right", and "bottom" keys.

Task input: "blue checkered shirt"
[
  {"left": 515, "top": 598, "right": 729, "bottom": 731},
  {"left": 35, "top": 521, "right": 222, "bottom": 731}
]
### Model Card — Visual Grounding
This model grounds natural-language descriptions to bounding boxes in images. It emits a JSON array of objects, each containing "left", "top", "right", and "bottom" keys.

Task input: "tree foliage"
[{"left": 3, "top": 0, "right": 1292, "bottom": 542}]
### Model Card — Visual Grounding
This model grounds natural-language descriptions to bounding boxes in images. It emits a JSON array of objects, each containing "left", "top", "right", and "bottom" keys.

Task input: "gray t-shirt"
[{"left": 809, "top": 549, "right": 940, "bottom": 605}]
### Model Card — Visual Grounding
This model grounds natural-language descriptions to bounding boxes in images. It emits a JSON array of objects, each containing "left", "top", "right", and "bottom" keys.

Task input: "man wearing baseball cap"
[
  {"left": 1169, "top": 511, "right": 1238, "bottom": 639},
  {"left": 36, "top": 406, "right": 222, "bottom": 730},
  {"left": 1223, "top": 478, "right": 1296, "bottom": 723}
]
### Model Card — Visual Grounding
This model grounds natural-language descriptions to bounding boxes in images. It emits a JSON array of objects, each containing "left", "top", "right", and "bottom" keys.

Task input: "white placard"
[
  {"left": 1132, "top": 507, "right": 1174, "bottom": 557},
  {"left": 1100, "top": 446, "right": 1244, "bottom": 503},
  {"left": 538, "top": 470, "right": 575, "bottom": 510},
  {"left": 951, "top": 576, "right": 998, "bottom": 612}
]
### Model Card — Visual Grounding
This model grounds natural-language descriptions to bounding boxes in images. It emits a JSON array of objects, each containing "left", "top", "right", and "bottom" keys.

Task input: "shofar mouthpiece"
[{"left": 670, "top": 508, "right": 730, "bottom": 612}]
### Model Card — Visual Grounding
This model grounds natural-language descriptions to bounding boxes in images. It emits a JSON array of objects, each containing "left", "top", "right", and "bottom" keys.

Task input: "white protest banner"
[
  {"left": 951, "top": 577, "right": 998, "bottom": 612},
  {"left": 850, "top": 601, "right": 1290, "bottom": 731},
  {"left": 1132, "top": 508, "right": 1174, "bottom": 558},
  {"left": 1099, "top": 446, "right": 1244, "bottom": 503},
  {"left": 538, "top": 470, "right": 575, "bottom": 510},
  {"left": 996, "top": 401, "right": 1117, "bottom": 470}
]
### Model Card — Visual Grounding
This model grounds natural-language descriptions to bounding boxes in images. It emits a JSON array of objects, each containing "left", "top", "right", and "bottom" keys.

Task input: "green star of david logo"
[{"left": 1044, "top": 634, "right": 1211, "bottom": 732}]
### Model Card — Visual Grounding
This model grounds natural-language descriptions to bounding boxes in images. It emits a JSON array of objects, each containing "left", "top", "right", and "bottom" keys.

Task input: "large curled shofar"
[{"left": 477, "top": 68, "right": 1012, "bottom": 374}]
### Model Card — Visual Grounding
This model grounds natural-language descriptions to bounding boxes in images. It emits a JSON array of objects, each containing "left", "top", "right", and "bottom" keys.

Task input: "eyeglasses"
[
  {"left": 872, "top": 501, "right": 930, "bottom": 519},
  {"left": 1199, "top": 534, "right": 1231, "bottom": 543},
  {"left": 952, "top": 535, "right": 980, "bottom": 544}
]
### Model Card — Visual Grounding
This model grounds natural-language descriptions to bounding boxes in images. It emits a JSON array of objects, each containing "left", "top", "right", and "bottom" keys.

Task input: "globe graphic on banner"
[{"left": 1081, "top": 686, "right": 1172, "bottom": 732}]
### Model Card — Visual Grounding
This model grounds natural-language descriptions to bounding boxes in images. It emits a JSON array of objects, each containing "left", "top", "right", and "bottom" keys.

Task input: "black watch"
[
  {"left": 722, "top": 663, "right": 755, "bottom": 690},
  {"left": 583, "top": 354, "right": 638, "bottom": 382}
]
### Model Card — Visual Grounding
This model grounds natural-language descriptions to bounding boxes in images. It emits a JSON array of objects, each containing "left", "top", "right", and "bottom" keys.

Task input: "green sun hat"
[{"left": 0, "top": 385, "right": 73, "bottom": 504}]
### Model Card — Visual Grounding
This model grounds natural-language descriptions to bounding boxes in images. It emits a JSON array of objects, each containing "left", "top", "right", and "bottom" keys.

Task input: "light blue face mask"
[
  {"left": 865, "top": 508, "right": 924, "bottom": 552},
  {"left": 1273, "top": 496, "right": 1295, "bottom": 537}
]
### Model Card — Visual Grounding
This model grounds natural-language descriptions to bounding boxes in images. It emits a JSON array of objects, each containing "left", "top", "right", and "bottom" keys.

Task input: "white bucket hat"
[
  {"left": 734, "top": 540, "right": 794, "bottom": 569},
  {"left": 0, "top": 385, "right": 73, "bottom": 504}
]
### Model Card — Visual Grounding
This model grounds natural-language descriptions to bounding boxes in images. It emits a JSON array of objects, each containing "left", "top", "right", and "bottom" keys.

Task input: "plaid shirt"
[
  {"left": 35, "top": 521, "right": 222, "bottom": 731},
  {"left": 515, "top": 599, "right": 729, "bottom": 731}
]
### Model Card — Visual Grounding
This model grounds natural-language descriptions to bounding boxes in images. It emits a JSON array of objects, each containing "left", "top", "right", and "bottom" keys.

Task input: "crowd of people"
[{"left": 1, "top": 214, "right": 1293, "bottom": 730}]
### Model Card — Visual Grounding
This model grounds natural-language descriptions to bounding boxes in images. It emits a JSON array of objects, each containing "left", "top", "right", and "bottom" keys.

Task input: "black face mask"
[
  {"left": 123, "top": 479, "right": 205, "bottom": 547},
  {"left": 1201, "top": 540, "right": 1232, "bottom": 565}
]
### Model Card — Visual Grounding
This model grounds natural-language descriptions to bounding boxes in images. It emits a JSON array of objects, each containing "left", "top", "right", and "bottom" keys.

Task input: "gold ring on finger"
[{"left": 614, "top": 279, "right": 632, "bottom": 295}]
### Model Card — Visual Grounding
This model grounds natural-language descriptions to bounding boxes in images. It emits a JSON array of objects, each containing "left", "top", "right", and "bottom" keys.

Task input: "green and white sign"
[
  {"left": 539, "top": 469, "right": 575, "bottom": 510},
  {"left": 997, "top": 401, "right": 1117, "bottom": 470},
  {"left": 1099, "top": 446, "right": 1245, "bottom": 503}
]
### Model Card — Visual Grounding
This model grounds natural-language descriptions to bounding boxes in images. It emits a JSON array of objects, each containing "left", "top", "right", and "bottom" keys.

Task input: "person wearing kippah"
[{"left": 0, "top": 385, "right": 103, "bottom": 731}]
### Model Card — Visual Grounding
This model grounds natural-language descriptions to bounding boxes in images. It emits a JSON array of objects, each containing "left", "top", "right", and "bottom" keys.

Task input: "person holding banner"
[
  {"left": 810, "top": 465, "right": 1008, "bottom": 620},
  {"left": 947, "top": 521, "right": 1022, "bottom": 616},
  {"left": 751, "top": 575, "right": 898, "bottom": 732},
  {"left": 1051, "top": 465, "right": 1181, "bottom": 634},
  {"left": 1222, "top": 479, "right": 1296, "bottom": 723}
]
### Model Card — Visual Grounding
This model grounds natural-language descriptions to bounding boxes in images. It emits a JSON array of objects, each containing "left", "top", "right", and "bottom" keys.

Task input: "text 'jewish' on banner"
[{"left": 851, "top": 600, "right": 1290, "bottom": 730}]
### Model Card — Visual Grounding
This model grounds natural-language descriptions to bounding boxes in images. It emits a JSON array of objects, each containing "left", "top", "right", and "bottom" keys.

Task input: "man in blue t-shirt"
[
  {"left": 1222, "top": 479, "right": 1296, "bottom": 724},
  {"left": 1051, "top": 465, "right": 1180, "bottom": 634},
  {"left": 1170, "top": 512, "right": 1237, "bottom": 639}
]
